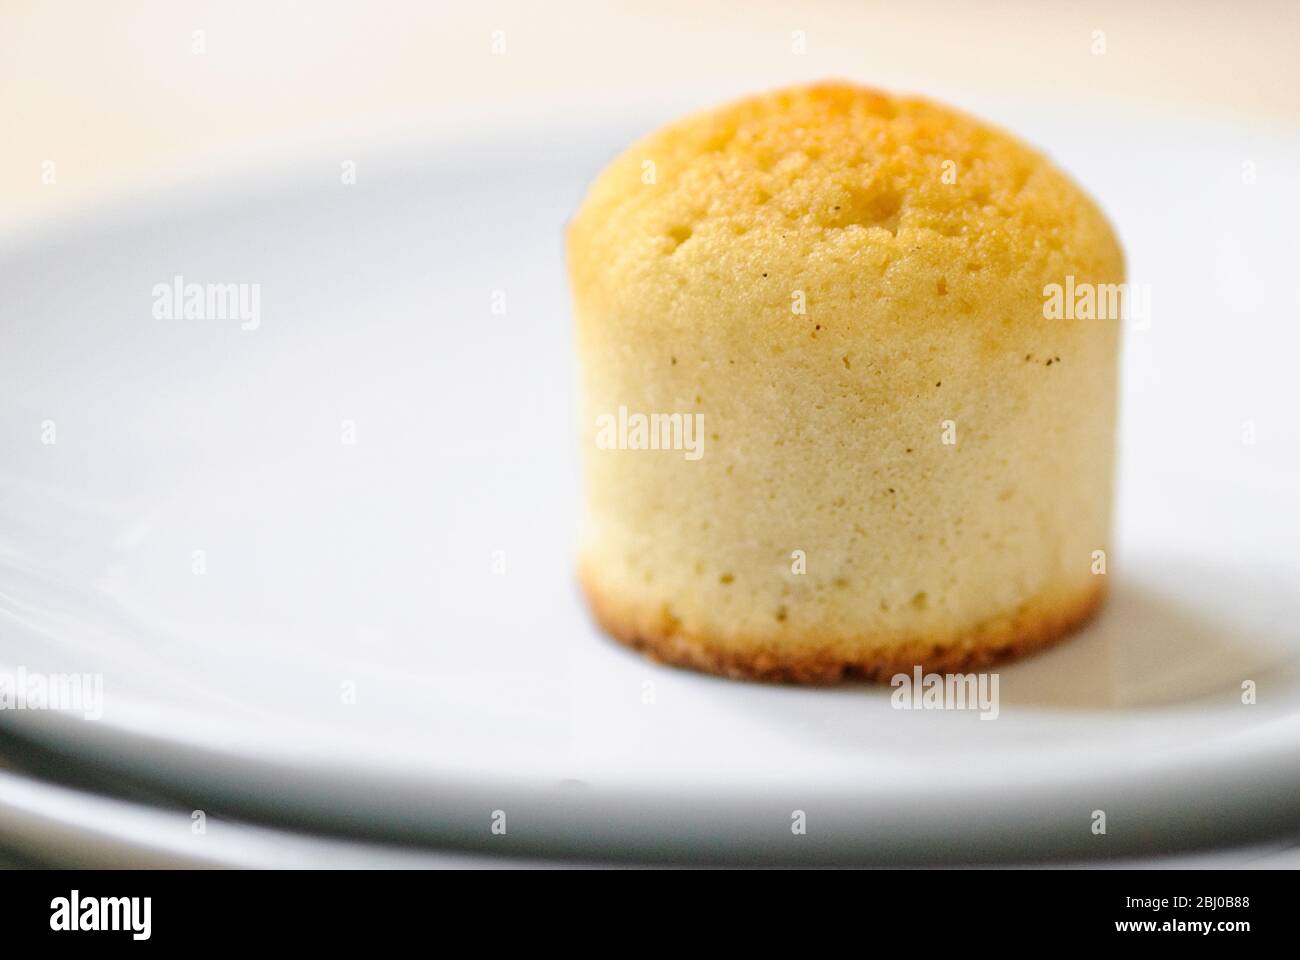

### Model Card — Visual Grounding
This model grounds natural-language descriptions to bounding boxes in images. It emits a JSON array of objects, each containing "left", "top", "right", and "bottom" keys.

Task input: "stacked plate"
[{"left": 1, "top": 101, "right": 1298, "bottom": 866}]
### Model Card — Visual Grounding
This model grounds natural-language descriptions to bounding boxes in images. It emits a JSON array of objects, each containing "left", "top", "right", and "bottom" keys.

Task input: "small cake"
[{"left": 568, "top": 82, "right": 1123, "bottom": 683}]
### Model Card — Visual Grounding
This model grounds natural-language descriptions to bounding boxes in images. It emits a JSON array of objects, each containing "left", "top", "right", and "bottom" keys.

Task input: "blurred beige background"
[{"left": 2, "top": 0, "right": 1297, "bottom": 229}]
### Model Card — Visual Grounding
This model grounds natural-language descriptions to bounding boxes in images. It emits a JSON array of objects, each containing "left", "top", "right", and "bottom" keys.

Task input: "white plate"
[
  {"left": 1, "top": 765, "right": 1297, "bottom": 869},
  {"left": 0, "top": 767, "right": 556, "bottom": 868},
  {"left": 1, "top": 102, "right": 1298, "bottom": 864}
]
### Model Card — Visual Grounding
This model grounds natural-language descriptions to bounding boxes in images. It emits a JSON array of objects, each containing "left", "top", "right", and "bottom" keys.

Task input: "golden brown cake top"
[{"left": 569, "top": 81, "right": 1123, "bottom": 318}]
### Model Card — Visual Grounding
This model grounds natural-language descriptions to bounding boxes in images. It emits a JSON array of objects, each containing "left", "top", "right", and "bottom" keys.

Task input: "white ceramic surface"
[
  {"left": 0, "top": 768, "right": 553, "bottom": 868},
  {"left": 1, "top": 103, "right": 1298, "bottom": 863}
]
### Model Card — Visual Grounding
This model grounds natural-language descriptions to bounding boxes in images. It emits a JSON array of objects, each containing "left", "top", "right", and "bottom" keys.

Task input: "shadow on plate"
[{"left": 997, "top": 559, "right": 1298, "bottom": 709}]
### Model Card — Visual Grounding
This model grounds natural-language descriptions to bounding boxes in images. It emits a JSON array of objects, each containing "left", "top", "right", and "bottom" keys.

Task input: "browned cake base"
[{"left": 581, "top": 571, "right": 1107, "bottom": 685}]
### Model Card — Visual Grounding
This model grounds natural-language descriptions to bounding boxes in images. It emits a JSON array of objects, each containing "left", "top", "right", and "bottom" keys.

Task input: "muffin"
[{"left": 568, "top": 81, "right": 1122, "bottom": 683}]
